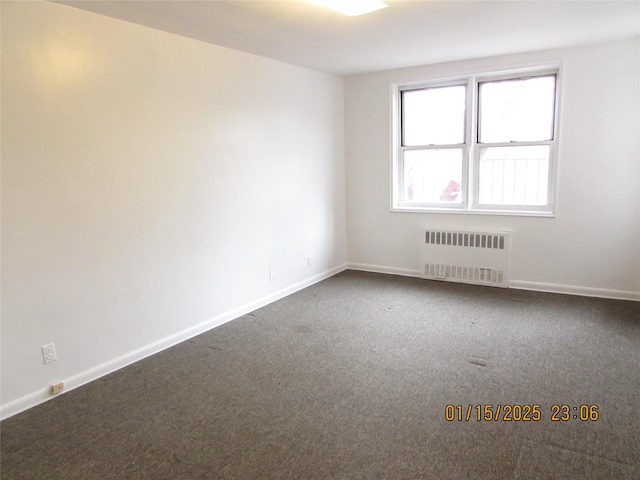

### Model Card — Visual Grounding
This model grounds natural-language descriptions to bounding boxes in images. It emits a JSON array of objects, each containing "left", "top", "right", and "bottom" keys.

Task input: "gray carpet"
[{"left": 2, "top": 270, "right": 639, "bottom": 479}]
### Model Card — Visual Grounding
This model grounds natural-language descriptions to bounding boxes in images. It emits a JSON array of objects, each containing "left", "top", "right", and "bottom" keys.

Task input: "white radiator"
[{"left": 420, "top": 229, "right": 512, "bottom": 288}]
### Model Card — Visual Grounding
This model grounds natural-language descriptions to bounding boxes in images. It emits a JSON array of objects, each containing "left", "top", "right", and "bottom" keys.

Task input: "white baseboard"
[
  {"left": 347, "top": 263, "right": 421, "bottom": 278},
  {"left": 0, "top": 264, "right": 348, "bottom": 421},
  {"left": 510, "top": 280, "right": 639, "bottom": 302},
  {"left": 347, "top": 263, "right": 639, "bottom": 302}
]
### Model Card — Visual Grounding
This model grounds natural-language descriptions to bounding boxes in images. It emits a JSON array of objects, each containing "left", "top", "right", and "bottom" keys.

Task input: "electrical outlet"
[
  {"left": 307, "top": 256, "right": 313, "bottom": 267},
  {"left": 269, "top": 268, "right": 276, "bottom": 281},
  {"left": 42, "top": 343, "right": 57, "bottom": 364},
  {"left": 50, "top": 382, "right": 64, "bottom": 395}
]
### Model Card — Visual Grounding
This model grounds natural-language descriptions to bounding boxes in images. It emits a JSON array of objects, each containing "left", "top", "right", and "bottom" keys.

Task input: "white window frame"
[{"left": 391, "top": 64, "right": 562, "bottom": 217}]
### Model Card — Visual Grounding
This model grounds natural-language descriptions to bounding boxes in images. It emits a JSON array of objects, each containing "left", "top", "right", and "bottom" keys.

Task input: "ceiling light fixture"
[{"left": 309, "top": 0, "right": 389, "bottom": 17}]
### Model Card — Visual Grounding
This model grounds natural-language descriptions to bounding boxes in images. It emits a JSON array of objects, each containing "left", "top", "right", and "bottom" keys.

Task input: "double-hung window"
[{"left": 392, "top": 67, "right": 560, "bottom": 215}]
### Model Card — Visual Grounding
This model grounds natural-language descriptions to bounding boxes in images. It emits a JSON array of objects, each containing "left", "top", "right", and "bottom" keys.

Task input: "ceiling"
[{"left": 57, "top": 0, "right": 640, "bottom": 76}]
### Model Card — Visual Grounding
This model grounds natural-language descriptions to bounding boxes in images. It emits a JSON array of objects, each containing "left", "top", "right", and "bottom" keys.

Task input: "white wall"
[
  {"left": 1, "top": 1, "right": 346, "bottom": 417},
  {"left": 345, "top": 37, "right": 640, "bottom": 300}
]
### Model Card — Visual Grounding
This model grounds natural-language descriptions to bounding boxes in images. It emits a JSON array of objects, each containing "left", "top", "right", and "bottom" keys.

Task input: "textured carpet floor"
[{"left": 2, "top": 270, "right": 639, "bottom": 479}]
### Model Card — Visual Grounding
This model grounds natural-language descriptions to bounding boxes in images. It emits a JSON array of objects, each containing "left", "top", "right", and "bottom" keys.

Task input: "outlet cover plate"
[{"left": 42, "top": 343, "right": 57, "bottom": 364}]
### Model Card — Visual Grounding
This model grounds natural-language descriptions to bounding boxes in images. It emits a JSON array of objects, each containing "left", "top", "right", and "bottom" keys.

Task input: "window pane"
[
  {"left": 479, "top": 76, "right": 555, "bottom": 143},
  {"left": 403, "top": 149, "right": 463, "bottom": 203},
  {"left": 402, "top": 85, "right": 465, "bottom": 146},
  {"left": 478, "top": 146, "right": 549, "bottom": 205}
]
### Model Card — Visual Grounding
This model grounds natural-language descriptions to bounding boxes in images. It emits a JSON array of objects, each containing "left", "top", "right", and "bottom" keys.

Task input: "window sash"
[
  {"left": 473, "top": 142, "right": 553, "bottom": 208},
  {"left": 399, "top": 146, "right": 467, "bottom": 208},
  {"left": 401, "top": 84, "right": 467, "bottom": 147},
  {"left": 477, "top": 74, "right": 557, "bottom": 144}
]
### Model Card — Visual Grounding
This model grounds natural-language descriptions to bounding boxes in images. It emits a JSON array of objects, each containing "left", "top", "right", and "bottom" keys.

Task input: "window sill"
[{"left": 391, "top": 205, "right": 555, "bottom": 218}]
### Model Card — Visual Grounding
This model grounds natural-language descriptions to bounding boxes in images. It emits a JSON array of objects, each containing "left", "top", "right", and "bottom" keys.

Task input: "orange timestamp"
[{"left": 444, "top": 404, "right": 599, "bottom": 422}]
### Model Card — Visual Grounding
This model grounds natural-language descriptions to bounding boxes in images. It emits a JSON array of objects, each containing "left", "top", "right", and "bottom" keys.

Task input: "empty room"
[{"left": 1, "top": 0, "right": 639, "bottom": 478}]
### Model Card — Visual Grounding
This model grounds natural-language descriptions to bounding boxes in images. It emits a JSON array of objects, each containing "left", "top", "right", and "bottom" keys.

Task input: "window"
[{"left": 392, "top": 67, "right": 560, "bottom": 215}]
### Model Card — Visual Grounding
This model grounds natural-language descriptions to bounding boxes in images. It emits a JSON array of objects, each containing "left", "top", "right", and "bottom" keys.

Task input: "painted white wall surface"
[
  {"left": 345, "top": 37, "right": 640, "bottom": 300},
  {"left": 1, "top": 1, "right": 346, "bottom": 417}
]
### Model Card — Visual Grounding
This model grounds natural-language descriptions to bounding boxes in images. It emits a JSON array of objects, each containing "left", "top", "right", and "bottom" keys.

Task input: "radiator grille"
[
  {"left": 420, "top": 229, "right": 512, "bottom": 288},
  {"left": 424, "top": 231, "right": 506, "bottom": 250},
  {"left": 424, "top": 264, "right": 504, "bottom": 284}
]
